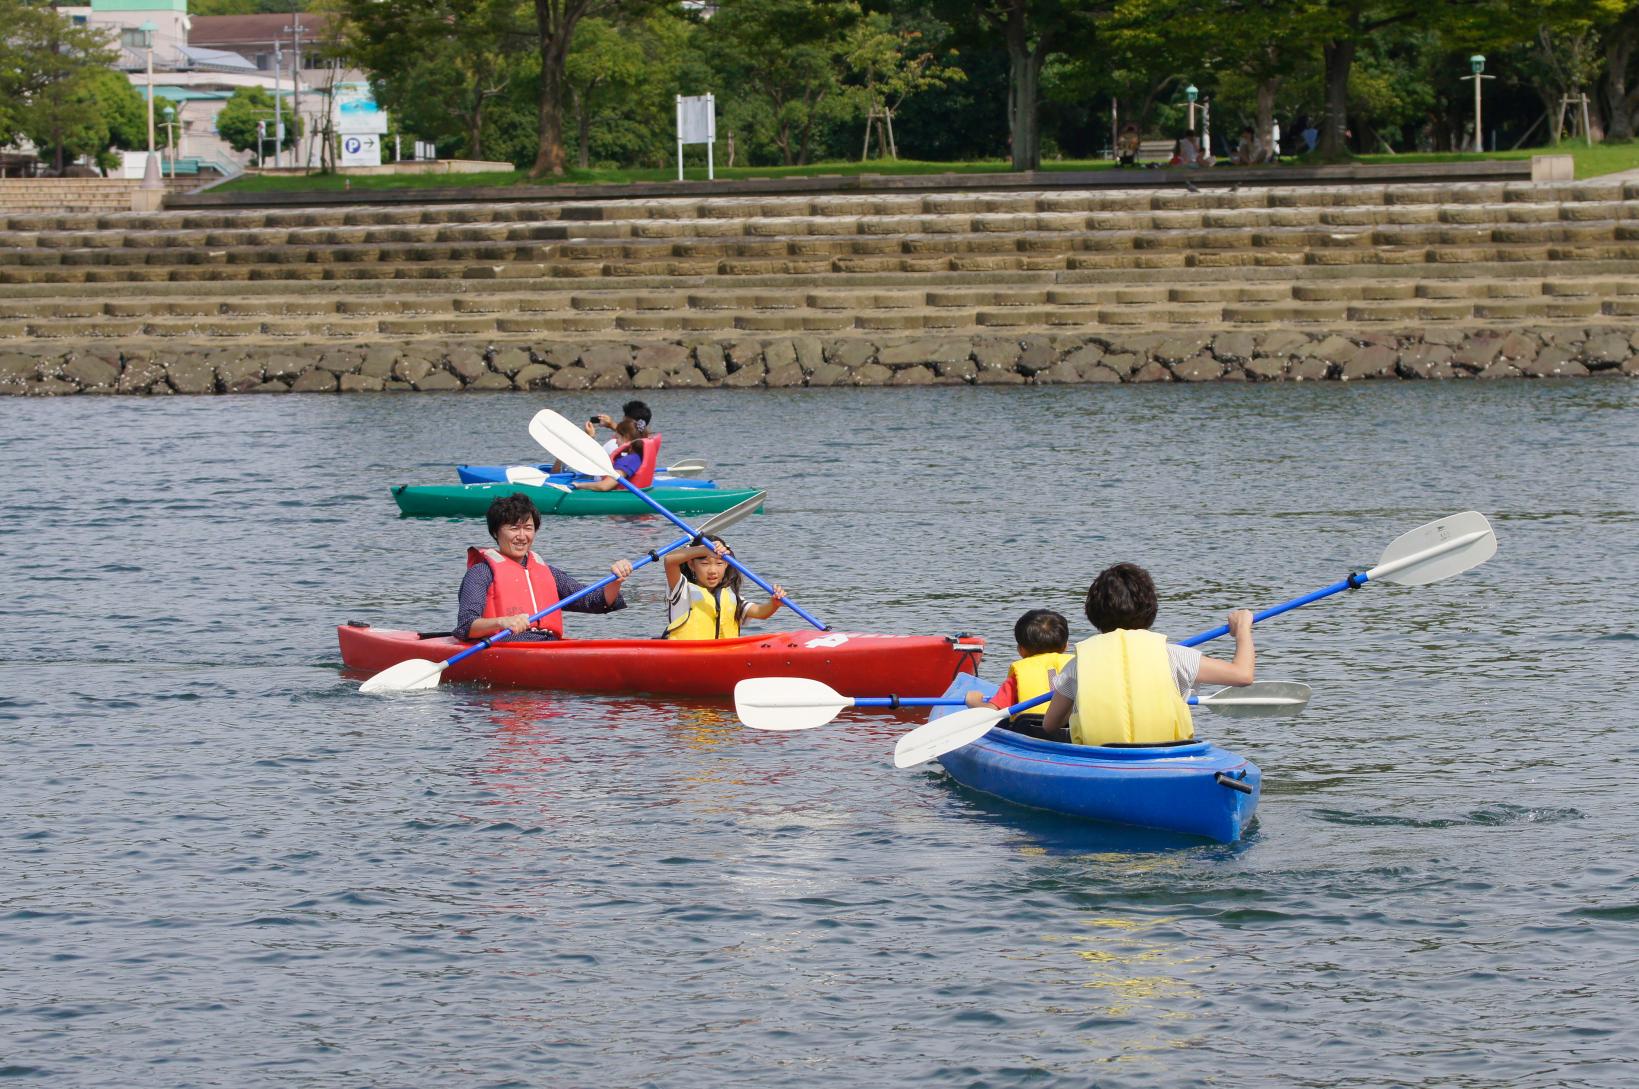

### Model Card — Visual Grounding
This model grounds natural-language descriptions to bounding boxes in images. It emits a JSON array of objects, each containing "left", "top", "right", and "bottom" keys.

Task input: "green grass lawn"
[{"left": 215, "top": 142, "right": 1638, "bottom": 194}]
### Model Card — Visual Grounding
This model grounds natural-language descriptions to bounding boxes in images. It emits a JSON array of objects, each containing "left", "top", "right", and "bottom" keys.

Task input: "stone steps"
[
  {"left": 5, "top": 178, "right": 1637, "bottom": 235},
  {"left": 8, "top": 291, "right": 1633, "bottom": 340}
]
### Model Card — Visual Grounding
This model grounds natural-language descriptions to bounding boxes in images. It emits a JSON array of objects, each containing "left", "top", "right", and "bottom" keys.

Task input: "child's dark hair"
[
  {"left": 683, "top": 535, "right": 747, "bottom": 624},
  {"left": 1014, "top": 609, "right": 1069, "bottom": 655},
  {"left": 622, "top": 400, "right": 652, "bottom": 428},
  {"left": 486, "top": 492, "right": 541, "bottom": 536},
  {"left": 1084, "top": 563, "right": 1159, "bottom": 632}
]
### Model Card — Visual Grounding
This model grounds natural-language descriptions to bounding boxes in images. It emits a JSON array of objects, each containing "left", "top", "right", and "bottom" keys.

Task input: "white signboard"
[
  {"left": 675, "top": 93, "right": 717, "bottom": 180},
  {"left": 339, "top": 133, "right": 381, "bottom": 168},
  {"left": 334, "top": 82, "right": 388, "bottom": 135}
]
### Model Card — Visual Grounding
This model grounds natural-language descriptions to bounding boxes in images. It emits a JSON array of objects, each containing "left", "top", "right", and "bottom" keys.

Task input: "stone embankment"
[{"left": 3, "top": 177, "right": 1638, "bottom": 395}]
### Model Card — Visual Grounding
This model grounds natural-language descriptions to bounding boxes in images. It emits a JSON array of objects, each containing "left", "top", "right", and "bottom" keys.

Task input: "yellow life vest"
[
  {"left": 1006, "top": 651, "right": 1073, "bottom": 719},
  {"left": 1069, "top": 630, "right": 1194, "bottom": 746},
  {"left": 664, "top": 583, "right": 741, "bottom": 640}
]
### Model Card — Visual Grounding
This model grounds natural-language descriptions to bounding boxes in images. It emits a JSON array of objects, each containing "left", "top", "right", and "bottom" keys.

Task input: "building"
[{"left": 57, "top": 0, "right": 371, "bottom": 173}]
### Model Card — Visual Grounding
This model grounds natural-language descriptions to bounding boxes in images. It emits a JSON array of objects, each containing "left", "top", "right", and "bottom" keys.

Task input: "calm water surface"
[{"left": 3, "top": 381, "right": 1636, "bottom": 1088}]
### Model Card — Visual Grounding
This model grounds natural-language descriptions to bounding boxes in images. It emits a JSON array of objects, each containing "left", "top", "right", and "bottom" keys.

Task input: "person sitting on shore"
[
  {"left": 1040, "top": 563, "right": 1254, "bottom": 746},
  {"left": 964, "top": 608, "right": 1073, "bottom": 741},
  {"left": 1232, "top": 126, "right": 1257, "bottom": 165},
  {"left": 456, "top": 493, "right": 631, "bottom": 641},
  {"left": 1116, "top": 123, "right": 1140, "bottom": 167}
]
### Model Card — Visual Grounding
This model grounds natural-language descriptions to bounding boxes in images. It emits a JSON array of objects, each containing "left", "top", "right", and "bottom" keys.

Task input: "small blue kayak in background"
[
  {"left": 928, "top": 675, "right": 1261, "bottom": 843},
  {"left": 456, "top": 463, "right": 718, "bottom": 489}
]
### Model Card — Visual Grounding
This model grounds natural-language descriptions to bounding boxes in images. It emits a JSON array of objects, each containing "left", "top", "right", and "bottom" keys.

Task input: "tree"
[
  {"left": 1603, "top": 4, "right": 1639, "bottom": 138},
  {"left": 845, "top": 11, "right": 965, "bottom": 159},
  {"left": 344, "top": 0, "right": 534, "bottom": 161},
  {"left": 217, "top": 85, "right": 302, "bottom": 163},
  {"left": 1, "top": 0, "right": 122, "bottom": 171},
  {"left": 703, "top": 0, "right": 860, "bottom": 166}
]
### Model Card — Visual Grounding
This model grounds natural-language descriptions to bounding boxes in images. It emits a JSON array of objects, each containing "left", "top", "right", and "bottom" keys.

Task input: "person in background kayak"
[
  {"left": 588, "top": 400, "right": 652, "bottom": 455},
  {"left": 963, "top": 609, "right": 1073, "bottom": 741},
  {"left": 456, "top": 493, "right": 632, "bottom": 641},
  {"left": 662, "top": 536, "right": 786, "bottom": 639},
  {"left": 571, "top": 418, "right": 646, "bottom": 493},
  {"left": 1041, "top": 563, "right": 1254, "bottom": 746}
]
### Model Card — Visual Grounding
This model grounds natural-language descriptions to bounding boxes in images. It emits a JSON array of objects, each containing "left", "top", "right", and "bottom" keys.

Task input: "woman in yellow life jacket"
[
  {"left": 1041, "top": 563, "right": 1255, "bottom": 746},
  {"left": 662, "top": 536, "right": 787, "bottom": 639},
  {"left": 963, "top": 609, "right": 1073, "bottom": 741}
]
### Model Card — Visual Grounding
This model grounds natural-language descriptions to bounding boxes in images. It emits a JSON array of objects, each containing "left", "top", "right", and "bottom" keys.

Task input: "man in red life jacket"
[{"left": 455, "top": 493, "right": 632, "bottom": 641}]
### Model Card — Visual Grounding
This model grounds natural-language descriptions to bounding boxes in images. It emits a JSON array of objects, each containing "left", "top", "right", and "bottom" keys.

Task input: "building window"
[
  {"left": 71, "top": 14, "right": 87, "bottom": 24},
  {"left": 120, "top": 28, "right": 148, "bottom": 49}
]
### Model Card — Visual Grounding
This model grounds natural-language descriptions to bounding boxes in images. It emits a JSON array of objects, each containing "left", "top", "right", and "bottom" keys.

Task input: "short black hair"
[
  {"left": 1014, "top": 609, "right": 1069, "bottom": 655},
  {"left": 622, "top": 400, "right": 651, "bottom": 425},
  {"left": 486, "top": 492, "right": 541, "bottom": 537},
  {"left": 1084, "top": 563, "right": 1159, "bottom": 632}
]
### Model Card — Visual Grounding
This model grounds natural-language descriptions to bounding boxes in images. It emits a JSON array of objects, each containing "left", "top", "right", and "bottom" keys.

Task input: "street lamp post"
[
  {"left": 282, "top": 20, "right": 305, "bottom": 166},
  {"left": 140, "top": 21, "right": 157, "bottom": 159},
  {"left": 162, "top": 105, "right": 177, "bottom": 177},
  {"left": 1186, "top": 84, "right": 1199, "bottom": 131},
  {"left": 1462, "top": 55, "right": 1493, "bottom": 153}
]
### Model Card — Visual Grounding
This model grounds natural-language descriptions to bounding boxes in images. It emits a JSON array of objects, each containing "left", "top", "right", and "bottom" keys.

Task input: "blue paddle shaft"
[
  {"left": 613, "top": 477, "right": 829, "bottom": 632},
  {"left": 991, "top": 571, "right": 1368, "bottom": 716},
  {"left": 438, "top": 526, "right": 702, "bottom": 669},
  {"left": 858, "top": 694, "right": 1208, "bottom": 710}
]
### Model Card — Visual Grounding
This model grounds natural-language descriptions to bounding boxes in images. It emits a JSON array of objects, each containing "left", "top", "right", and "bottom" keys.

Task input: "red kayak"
[{"left": 338, "top": 624, "right": 985, "bottom": 697}]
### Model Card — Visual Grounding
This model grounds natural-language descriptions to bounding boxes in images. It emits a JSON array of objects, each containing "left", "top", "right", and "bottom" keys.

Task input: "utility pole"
[
  {"left": 273, "top": 38, "right": 284, "bottom": 169},
  {"left": 282, "top": 17, "right": 305, "bottom": 166}
]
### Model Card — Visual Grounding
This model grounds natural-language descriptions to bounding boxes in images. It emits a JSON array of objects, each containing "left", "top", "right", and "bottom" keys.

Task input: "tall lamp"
[
  {"left": 1463, "top": 55, "right": 1493, "bottom": 153},
  {"left": 162, "top": 105, "right": 177, "bottom": 178},
  {"left": 140, "top": 21, "right": 157, "bottom": 157},
  {"left": 1186, "top": 83, "right": 1199, "bottom": 131}
]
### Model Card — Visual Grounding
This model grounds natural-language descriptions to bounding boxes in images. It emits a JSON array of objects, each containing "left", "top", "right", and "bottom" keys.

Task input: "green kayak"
[{"left": 392, "top": 481, "right": 767, "bottom": 518}]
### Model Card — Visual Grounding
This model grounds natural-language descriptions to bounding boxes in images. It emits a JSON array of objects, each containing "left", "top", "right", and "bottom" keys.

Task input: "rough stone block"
[
  {"left": 694, "top": 343, "right": 728, "bottom": 379},
  {"left": 765, "top": 362, "right": 805, "bottom": 387},
  {"left": 1256, "top": 330, "right": 1310, "bottom": 358},
  {"left": 890, "top": 365, "right": 935, "bottom": 386},
  {"left": 117, "top": 355, "right": 166, "bottom": 393},
  {"left": 630, "top": 366, "right": 667, "bottom": 389},
  {"left": 216, "top": 356, "right": 264, "bottom": 393},
  {"left": 490, "top": 347, "right": 532, "bottom": 376},
  {"left": 1451, "top": 339, "right": 1501, "bottom": 370},
  {"left": 340, "top": 373, "right": 386, "bottom": 392},
  {"left": 792, "top": 336, "right": 825, "bottom": 373},
  {"left": 1584, "top": 333, "right": 1630, "bottom": 369},
  {"left": 1307, "top": 334, "right": 1358, "bottom": 365},
  {"left": 404, "top": 370, "right": 459, "bottom": 391},
  {"left": 1339, "top": 345, "right": 1396, "bottom": 380},
  {"left": 764, "top": 340, "right": 798, "bottom": 370},
  {"left": 1211, "top": 332, "right": 1255, "bottom": 363},
  {"left": 467, "top": 372, "right": 514, "bottom": 390},
  {"left": 1244, "top": 357, "right": 1286, "bottom": 381},
  {"left": 1016, "top": 341, "right": 1055, "bottom": 375},
  {"left": 852, "top": 362, "right": 892, "bottom": 385},
  {"left": 1288, "top": 358, "right": 1331, "bottom": 381},
  {"left": 1495, "top": 331, "right": 1540, "bottom": 361},
  {"left": 806, "top": 362, "right": 850, "bottom": 387},
  {"left": 0, "top": 352, "right": 41, "bottom": 387},
  {"left": 723, "top": 361, "right": 767, "bottom": 387},
  {"left": 1172, "top": 353, "right": 1225, "bottom": 382},
  {"left": 724, "top": 340, "right": 763, "bottom": 372},
  {"left": 933, "top": 357, "right": 977, "bottom": 381},
  {"left": 1153, "top": 334, "right": 1211, "bottom": 365},
  {"left": 167, "top": 356, "right": 216, "bottom": 394},
  {"left": 393, "top": 356, "right": 434, "bottom": 384},
  {"left": 61, "top": 355, "right": 119, "bottom": 390},
  {"left": 291, "top": 368, "right": 340, "bottom": 393},
  {"left": 972, "top": 339, "right": 1021, "bottom": 371},
  {"left": 1040, "top": 360, "right": 1080, "bottom": 384},
  {"left": 1130, "top": 361, "right": 1172, "bottom": 383},
  {"left": 1522, "top": 347, "right": 1589, "bottom": 378},
  {"left": 247, "top": 380, "right": 290, "bottom": 393},
  {"left": 445, "top": 348, "right": 490, "bottom": 383},
  {"left": 664, "top": 366, "right": 711, "bottom": 387},
  {"left": 634, "top": 343, "right": 690, "bottom": 371},
  {"left": 582, "top": 344, "right": 633, "bottom": 371},
  {"left": 1476, "top": 361, "right": 1522, "bottom": 380},
  {"left": 973, "top": 368, "right": 1026, "bottom": 384}
]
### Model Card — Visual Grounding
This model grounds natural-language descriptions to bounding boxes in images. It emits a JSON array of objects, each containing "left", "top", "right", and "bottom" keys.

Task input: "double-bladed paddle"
[
  {"left": 528, "top": 408, "right": 829, "bottom": 632},
  {"left": 890, "top": 511, "right": 1498, "bottom": 768},
  {"left": 502, "top": 459, "right": 709, "bottom": 488},
  {"left": 358, "top": 489, "right": 768, "bottom": 694},
  {"left": 733, "top": 676, "right": 1312, "bottom": 731}
]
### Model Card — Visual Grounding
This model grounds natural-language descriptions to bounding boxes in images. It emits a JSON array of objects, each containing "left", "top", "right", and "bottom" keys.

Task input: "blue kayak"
[
  {"left": 928, "top": 675, "right": 1261, "bottom": 843},
  {"left": 456, "top": 463, "right": 717, "bottom": 489}
]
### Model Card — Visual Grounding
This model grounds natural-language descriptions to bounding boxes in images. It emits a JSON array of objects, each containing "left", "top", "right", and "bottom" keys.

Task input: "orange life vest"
[{"left": 467, "top": 546, "right": 564, "bottom": 638}]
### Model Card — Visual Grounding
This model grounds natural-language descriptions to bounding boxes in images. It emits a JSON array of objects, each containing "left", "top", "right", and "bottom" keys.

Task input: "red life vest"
[
  {"left": 616, "top": 433, "right": 663, "bottom": 488},
  {"left": 467, "top": 546, "right": 564, "bottom": 638}
]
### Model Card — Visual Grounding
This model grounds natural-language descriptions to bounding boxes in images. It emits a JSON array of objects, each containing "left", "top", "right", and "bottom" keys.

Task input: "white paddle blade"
[
  {"left": 734, "top": 677, "right": 850, "bottom": 731},
  {"left": 1369, "top": 511, "right": 1496, "bottom": 587},
  {"left": 1197, "top": 681, "right": 1311, "bottom": 718},
  {"left": 666, "top": 460, "right": 708, "bottom": 477},
  {"left": 892, "top": 707, "right": 1006, "bottom": 768},
  {"left": 528, "top": 409, "right": 615, "bottom": 478},
  {"left": 359, "top": 658, "right": 445, "bottom": 694},
  {"left": 504, "top": 466, "right": 549, "bottom": 486},
  {"left": 698, "top": 491, "right": 767, "bottom": 536}
]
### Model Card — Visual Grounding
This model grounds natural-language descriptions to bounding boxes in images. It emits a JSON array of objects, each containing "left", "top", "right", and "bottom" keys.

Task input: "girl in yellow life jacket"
[
  {"left": 1040, "top": 563, "right": 1256, "bottom": 747},
  {"left": 662, "top": 536, "right": 787, "bottom": 639},
  {"left": 963, "top": 609, "right": 1073, "bottom": 741}
]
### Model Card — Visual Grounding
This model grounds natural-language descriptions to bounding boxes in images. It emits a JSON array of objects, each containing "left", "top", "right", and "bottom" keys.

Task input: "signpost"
[
  {"left": 333, "top": 82, "right": 387, "bottom": 168},
  {"left": 675, "top": 94, "right": 716, "bottom": 181}
]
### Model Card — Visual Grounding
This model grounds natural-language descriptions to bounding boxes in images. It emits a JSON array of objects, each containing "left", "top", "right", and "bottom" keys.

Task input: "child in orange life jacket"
[
  {"left": 662, "top": 536, "right": 787, "bottom": 639},
  {"left": 964, "top": 609, "right": 1073, "bottom": 741},
  {"left": 1041, "top": 563, "right": 1254, "bottom": 746}
]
